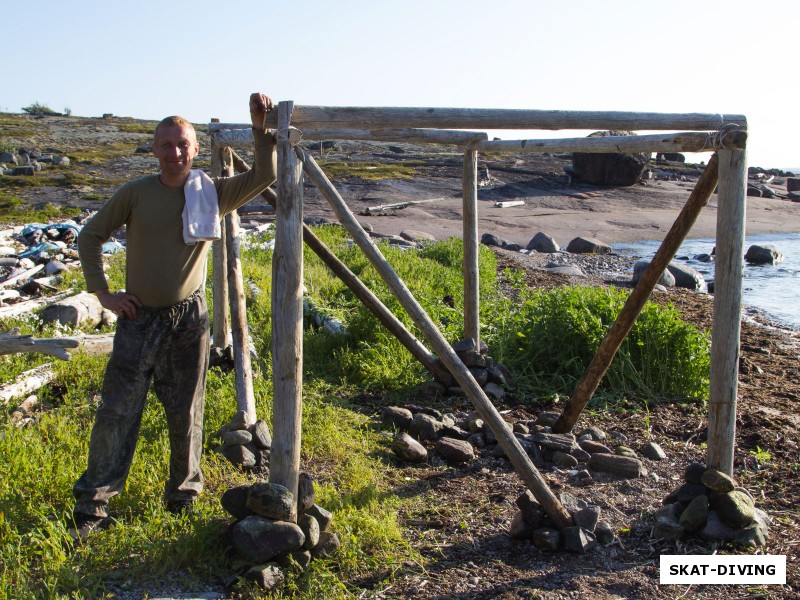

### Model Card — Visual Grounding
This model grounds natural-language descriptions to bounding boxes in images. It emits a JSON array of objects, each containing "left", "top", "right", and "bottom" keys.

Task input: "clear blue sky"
[{"left": 2, "top": 0, "right": 797, "bottom": 169}]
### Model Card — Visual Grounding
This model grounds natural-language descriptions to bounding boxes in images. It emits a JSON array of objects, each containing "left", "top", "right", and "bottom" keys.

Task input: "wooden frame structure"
[{"left": 209, "top": 104, "right": 748, "bottom": 526}]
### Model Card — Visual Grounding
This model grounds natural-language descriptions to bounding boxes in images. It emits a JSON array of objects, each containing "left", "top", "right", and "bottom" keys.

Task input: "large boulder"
[
  {"left": 744, "top": 244, "right": 783, "bottom": 265},
  {"left": 571, "top": 131, "right": 649, "bottom": 186},
  {"left": 39, "top": 291, "right": 114, "bottom": 328},
  {"left": 632, "top": 261, "right": 675, "bottom": 287},
  {"left": 526, "top": 232, "right": 560, "bottom": 253},
  {"left": 666, "top": 263, "right": 705, "bottom": 290},
  {"left": 566, "top": 237, "right": 611, "bottom": 254}
]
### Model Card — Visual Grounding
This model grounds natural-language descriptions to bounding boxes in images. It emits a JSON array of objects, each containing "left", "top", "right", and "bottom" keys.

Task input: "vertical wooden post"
[
  {"left": 708, "top": 148, "right": 747, "bottom": 475},
  {"left": 225, "top": 208, "right": 256, "bottom": 423},
  {"left": 211, "top": 144, "right": 230, "bottom": 350},
  {"left": 463, "top": 148, "right": 480, "bottom": 347},
  {"left": 270, "top": 101, "right": 304, "bottom": 520}
]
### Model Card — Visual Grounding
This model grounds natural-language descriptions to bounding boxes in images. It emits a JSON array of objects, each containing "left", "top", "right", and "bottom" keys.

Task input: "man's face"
[{"left": 152, "top": 124, "right": 199, "bottom": 180}]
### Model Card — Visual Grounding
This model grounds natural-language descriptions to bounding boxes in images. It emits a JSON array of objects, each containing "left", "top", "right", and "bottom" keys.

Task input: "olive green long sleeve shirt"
[{"left": 78, "top": 128, "right": 276, "bottom": 307}]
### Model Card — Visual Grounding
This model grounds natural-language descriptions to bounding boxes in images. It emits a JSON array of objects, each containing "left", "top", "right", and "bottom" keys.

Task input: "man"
[{"left": 70, "top": 92, "right": 277, "bottom": 540}]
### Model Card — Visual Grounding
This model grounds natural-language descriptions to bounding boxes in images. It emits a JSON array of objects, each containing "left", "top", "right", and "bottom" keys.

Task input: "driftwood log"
[
  {"left": 0, "top": 363, "right": 55, "bottom": 405},
  {"left": 0, "top": 328, "right": 79, "bottom": 360}
]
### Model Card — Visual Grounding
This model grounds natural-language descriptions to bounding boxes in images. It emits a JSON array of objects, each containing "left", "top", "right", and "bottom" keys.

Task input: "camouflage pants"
[{"left": 73, "top": 288, "right": 209, "bottom": 518}]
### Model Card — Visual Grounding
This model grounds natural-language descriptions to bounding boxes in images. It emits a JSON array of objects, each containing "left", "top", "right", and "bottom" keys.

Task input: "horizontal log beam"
[
  {"left": 211, "top": 127, "right": 488, "bottom": 146},
  {"left": 210, "top": 106, "right": 747, "bottom": 132},
  {"left": 474, "top": 130, "right": 747, "bottom": 154}
]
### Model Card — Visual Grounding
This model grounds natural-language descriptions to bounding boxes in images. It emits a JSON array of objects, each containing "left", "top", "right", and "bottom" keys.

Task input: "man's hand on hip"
[{"left": 95, "top": 290, "right": 142, "bottom": 320}]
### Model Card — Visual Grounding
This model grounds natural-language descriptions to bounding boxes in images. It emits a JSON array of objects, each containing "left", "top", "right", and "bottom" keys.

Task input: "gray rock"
[
  {"left": 573, "top": 506, "right": 601, "bottom": 532},
  {"left": 744, "top": 244, "right": 783, "bottom": 265},
  {"left": 468, "top": 418, "right": 485, "bottom": 434},
  {"left": 249, "top": 420, "right": 272, "bottom": 449},
  {"left": 572, "top": 131, "right": 648, "bottom": 186},
  {"left": 640, "top": 442, "right": 666, "bottom": 461},
  {"left": 391, "top": 432, "right": 428, "bottom": 462},
  {"left": 408, "top": 413, "right": 444, "bottom": 442},
  {"left": 435, "top": 437, "right": 476, "bottom": 463},
  {"left": 516, "top": 491, "right": 545, "bottom": 527},
  {"left": 44, "top": 260, "right": 68, "bottom": 276},
  {"left": 275, "top": 550, "right": 312, "bottom": 572},
  {"left": 534, "top": 431, "right": 577, "bottom": 453},
  {"left": 566, "top": 236, "right": 612, "bottom": 254},
  {"left": 12, "top": 165, "right": 35, "bottom": 176},
  {"left": 441, "top": 425, "right": 470, "bottom": 440},
  {"left": 303, "top": 504, "right": 333, "bottom": 532},
  {"left": 40, "top": 291, "right": 106, "bottom": 328},
  {"left": 221, "top": 485, "right": 255, "bottom": 520},
  {"left": 700, "top": 510, "right": 735, "bottom": 541},
  {"left": 733, "top": 522, "right": 768, "bottom": 547},
  {"left": 700, "top": 468, "right": 735, "bottom": 493},
  {"left": 665, "top": 482, "right": 709, "bottom": 505},
  {"left": 614, "top": 445, "right": 638, "bottom": 459},
  {"left": 588, "top": 453, "right": 646, "bottom": 478},
  {"left": 0, "top": 152, "right": 16, "bottom": 164},
  {"left": 652, "top": 515, "right": 684, "bottom": 540},
  {"left": 311, "top": 531, "right": 341, "bottom": 559},
  {"left": 595, "top": 521, "right": 614, "bottom": 546},
  {"left": 711, "top": 490, "right": 755, "bottom": 528},
  {"left": 558, "top": 492, "right": 587, "bottom": 514},
  {"left": 563, "top": 526, "right": 597, "bottom": 553},
  {"left": 684, "top": 462, "right": 707, "bottom": 484},
  {"left": 231, "top": 516, "right": 305, "bottom": 564},
  {"left": 666, "top": 263, "right": 706, "bottom": 290},
  {"left": 657, "top": 502, "right": 685, "bottom": 521},
  {"left": 220, "top": 443, "right": 256, "bottom": 468},
  {"left": 467, "top": 433, "right": 486, "bottom": 448},
  {"left": 526, "top": 232, "right": 560, "bottom": 253},
  {"left": 535, "top": 411, "right": 560, "bottom": 427},
  {"left": 480, "top": 233, "right": 506, "bottom": 248},
  {"left": 418, "top": 380, "right": 447, "bottom": 397},
  {"left": 247, "top": 483, "right": 295, "bottom": 521},
  {"left": 550, "top": 264, "right": 587, "bottom": 278},
  {"left": 230, "top": 410, "right": 250, "bottom": 430},
  {"left": 243, "top": 563, "right": 285, "bottom": 591},
  {"left": 632, "top": 260, "right": 675, "bottom": 287},
  {"left": 52, "top": 155, "right": 70, "bottom": 166},
  {"left": 400, "top": 230, "right": 436, "bottom": 243},
  {"left": 512, "top": 422, "right": 530, "bottom": 434},
  {"left": 579, "top": 439, "right": 612, "bottom": 454},
  {"left": 298, "top": 513, "right": 320, "bottom": 550},
  {"left": 509, "top": 511, "right": 535, "bottom": 540},
  {"left": 531, "top": 527, "right": 561, "bottom": 551},
  {"left": 577, "top": 426, "right": 607, "bottom": 441},
  {"left": 468, "top": 367, "right": 488, "bottom": 387},
  {"left": 381, "top": 406, "right": 413, "bottom": 430},
  {"left": 222, "top": 429, "right": 252, "bottom": 447},
  {"left": 570, "top": 447, "right": 592, "bottom": 463},
  {"left": 552, "top": 451, "right": 579, "bottom": 468},
  {"left": 297, "top": 473, "right": 315, "bottom": 514},
  {"left": 679, "top": 495, "right": 709, "bottom": 531},
  {"left": 483, "top": 382, "right": 506, "bottom": 402}
]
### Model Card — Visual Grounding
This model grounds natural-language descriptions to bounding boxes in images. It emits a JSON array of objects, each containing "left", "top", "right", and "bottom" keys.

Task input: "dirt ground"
[{"left": 5, "top": 114, "right": 800, "bottom": 597}]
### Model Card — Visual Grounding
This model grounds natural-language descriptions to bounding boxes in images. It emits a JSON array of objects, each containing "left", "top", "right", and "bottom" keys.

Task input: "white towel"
[{"left": 182, "top": 169, "right": 221, "bottom": 244}]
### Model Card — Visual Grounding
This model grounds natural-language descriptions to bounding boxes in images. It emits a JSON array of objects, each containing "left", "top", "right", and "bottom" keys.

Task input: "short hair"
[{"left": 153, "top": 116, "right": 196, "bottom": 144}]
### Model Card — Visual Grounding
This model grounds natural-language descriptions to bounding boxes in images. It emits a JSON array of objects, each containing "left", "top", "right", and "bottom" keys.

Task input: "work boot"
[
  {"left": 68, "top": 512, "right": 112, "bottom": 543},
  {"left": 166, "top": 498, "right": 195, "bottom": 516}
]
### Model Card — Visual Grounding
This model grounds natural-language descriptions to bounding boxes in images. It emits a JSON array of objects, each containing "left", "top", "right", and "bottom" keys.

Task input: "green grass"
[
  {"left": 317, "top": 160, "right": 416, "bottom": 181},
  {"left": 0, "top": 228, "right": 711, "bottom": 598}
]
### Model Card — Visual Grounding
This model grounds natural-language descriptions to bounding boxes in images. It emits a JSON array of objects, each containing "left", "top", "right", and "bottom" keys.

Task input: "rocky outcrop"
[{"left": 571, "top": 131, "right": 649, "bottom": 186}]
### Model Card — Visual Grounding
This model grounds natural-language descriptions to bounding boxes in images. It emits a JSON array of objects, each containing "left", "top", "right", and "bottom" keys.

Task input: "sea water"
[{"left": 614, "top": 232, "right": 800, "bottom": 330}]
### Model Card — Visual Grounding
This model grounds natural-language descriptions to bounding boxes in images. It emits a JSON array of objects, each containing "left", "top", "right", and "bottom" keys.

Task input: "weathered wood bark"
[
  {"left": 0, "top": 330, "right": 79, "bottom": 360},
  {"left": 75, "top": 332, "right": 116, "bottom": 356},
  {"left": 212, "top": 127, "right": 488, "bottom": 146},
  {"left": 299, "top": 148, "right": 572, "bottom": 529},
  {"left": 230, "top": 152, "right": 450, "bottom": 383},
  {"left": 211, "top": 107, "right": 746, "bottom": 133},
  {"left": 0, "top": 290, "right": 74, "bottom": 320},
  {"left": 553, "top": 154, "right": 720, "bottom": 434},
  {"left": 708, "top": 148, "right": 747, "bottom": 476},
  {"left": 0, "top": 363, "right": 55, "bottom": 405},
  {"left": 225, "top": 209, "right": 256, "bottom": 423},
  {"left": 270, "top": 101, "right": 304, "bottom": 520},
  {"left": 0, "top": 264, "right": 44, "bottom": 289},
  {"left": 463, "top": 148, "right": 480, "bottom": 346},
  {"left": 211, "top": 145, "right": 230, "bottom": 349},
  {"left": 475, "top": 130, "right": 747, "bottom": 154}
]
